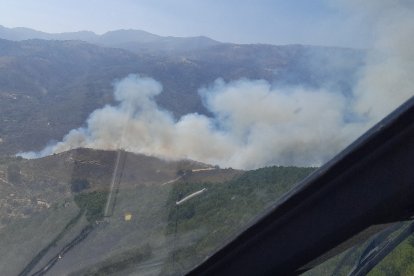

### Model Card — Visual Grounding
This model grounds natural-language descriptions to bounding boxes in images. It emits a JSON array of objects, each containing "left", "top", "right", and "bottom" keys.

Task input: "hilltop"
[
  {"left": 0, "top": 148, "right": 314, "bottom": 275},
  {"left": 0, "top": 25, "right": 220, "bottom": 55}
]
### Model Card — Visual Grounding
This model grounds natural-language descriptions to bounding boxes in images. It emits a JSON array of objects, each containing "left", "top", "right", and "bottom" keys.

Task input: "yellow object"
[{"left": 124, "top": 212, "right": 132, "bottom": 221}]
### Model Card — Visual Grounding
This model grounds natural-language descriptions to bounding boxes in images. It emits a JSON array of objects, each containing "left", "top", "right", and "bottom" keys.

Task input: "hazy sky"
[{"left": 0, "top": 0, "right": 375, "bottom": 48}]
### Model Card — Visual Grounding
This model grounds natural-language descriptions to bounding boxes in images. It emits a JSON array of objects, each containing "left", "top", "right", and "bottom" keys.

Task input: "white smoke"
[
  {"left": 18, "top": 0, "right": 414, "bottom": 169},
  {"left": 17, "top": 75, "right": 366, "bottom": 169},
  {"left": 338, "top": 0, "right": 414, "bottom": 119}
]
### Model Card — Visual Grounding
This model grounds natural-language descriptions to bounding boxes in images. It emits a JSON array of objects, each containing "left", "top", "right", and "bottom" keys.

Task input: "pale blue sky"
[{"left": 0, "top": 0, "right": 375, "bottom": 48}]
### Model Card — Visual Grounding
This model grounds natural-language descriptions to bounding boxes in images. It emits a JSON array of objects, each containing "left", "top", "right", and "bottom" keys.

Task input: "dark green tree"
[
  {"left": 71, "top": 178, "right": 91, "bottom": 193},
  {"left": 7, "top": 164, "right": 21, "bottom": 184}
]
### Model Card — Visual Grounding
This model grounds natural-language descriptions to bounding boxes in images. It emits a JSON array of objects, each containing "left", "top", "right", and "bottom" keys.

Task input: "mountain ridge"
[{"left": 0, "top": 25, "right": 221, "bottom": 55}]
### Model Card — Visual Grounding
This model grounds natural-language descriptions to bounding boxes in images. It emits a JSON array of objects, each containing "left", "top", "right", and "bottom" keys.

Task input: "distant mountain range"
[{"left": 0, "top": 25, "right": 220, "bottom": 55}]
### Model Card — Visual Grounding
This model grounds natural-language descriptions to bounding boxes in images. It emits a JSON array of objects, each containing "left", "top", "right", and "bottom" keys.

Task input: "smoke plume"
[
  {"left": 14, "top": 75, "right": 371, "bottom": 169},
  {"left": 18, "top": 0, "right": 413, "bottom": 169},
  {"left": 341, "top": 0, "right": 414, "bottom": 120}
]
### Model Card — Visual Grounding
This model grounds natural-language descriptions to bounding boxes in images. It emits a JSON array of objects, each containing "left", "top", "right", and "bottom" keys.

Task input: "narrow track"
[{"left": 30, "top": 225, "right": 94, "bottom": 276}]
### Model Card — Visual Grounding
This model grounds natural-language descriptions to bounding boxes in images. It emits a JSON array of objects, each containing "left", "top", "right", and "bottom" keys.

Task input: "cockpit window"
[{"left": 0, "top": 1, "right": 413, "bottom": 275}]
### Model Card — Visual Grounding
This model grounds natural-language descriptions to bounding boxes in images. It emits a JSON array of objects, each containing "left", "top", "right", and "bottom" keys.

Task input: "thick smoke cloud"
[
  {"left": 19, "top": 0, "right": 413, "bottom": 169},
  {"left": 18, "top": 75, "right": 367, "bottom": 169}
]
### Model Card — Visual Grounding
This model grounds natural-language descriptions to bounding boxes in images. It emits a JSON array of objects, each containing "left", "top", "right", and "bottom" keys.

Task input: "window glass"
[{"left": 0, "top": 1, "right": 413, "bottom": 275}]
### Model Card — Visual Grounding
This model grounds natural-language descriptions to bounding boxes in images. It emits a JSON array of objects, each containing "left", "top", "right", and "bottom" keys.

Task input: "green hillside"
[
  {"left": 0, "top": 148, "right": 315, "bottom": 275},
  {"left": 3, "top": 148, "right": 413, "bottom": 275},
  {"left": 162, "top": 166, "right": 315, "bottom": 275}
]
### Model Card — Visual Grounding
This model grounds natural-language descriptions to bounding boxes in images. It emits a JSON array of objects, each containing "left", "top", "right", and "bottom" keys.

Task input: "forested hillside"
[{"left": 0, "top": 148, "right": 314, "bottom": 275}]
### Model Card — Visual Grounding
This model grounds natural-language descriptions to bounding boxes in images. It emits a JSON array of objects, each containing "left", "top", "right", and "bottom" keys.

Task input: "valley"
[{"left": 0, "top": 34, "right": 365, "bottom": 157}]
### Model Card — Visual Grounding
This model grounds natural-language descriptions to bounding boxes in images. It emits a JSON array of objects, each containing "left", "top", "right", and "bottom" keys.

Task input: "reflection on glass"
[
  {"left": 0, "top": 147, "right": 315, "bottom": 274},
  {"left": 0, "top": 1, "right": 413, "bottom": 275},
  {"left": 304, "top": 221, "right": 414, "bottom": 276}
]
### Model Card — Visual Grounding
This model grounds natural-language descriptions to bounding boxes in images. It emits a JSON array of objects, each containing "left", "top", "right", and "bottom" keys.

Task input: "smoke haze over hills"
[
  {"left": 16, "top": 0, "right": 414, "bottom": 169},
  {"left": 18, "top": 75, "right": 363, "bottom": 168}
]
